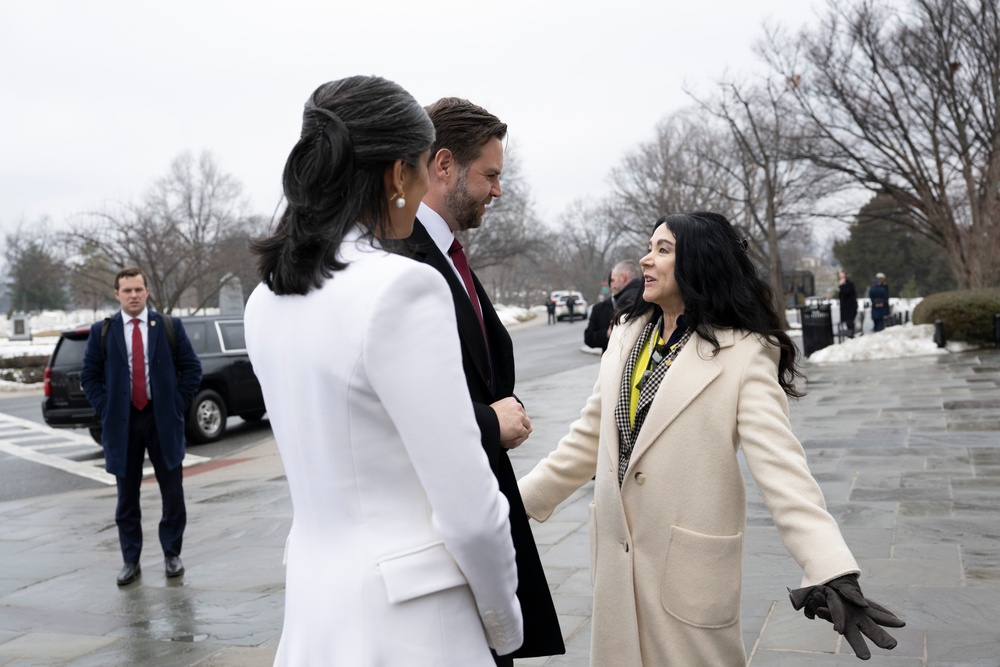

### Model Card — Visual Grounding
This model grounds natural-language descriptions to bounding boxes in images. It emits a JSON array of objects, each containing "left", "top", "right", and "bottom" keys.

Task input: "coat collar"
[
  {"left": 110, "top": 309, "right": 163, "bottom": 363},
  {"left": 605, "top": 315, "right": 737, "bottom": 479},
  {"left": 406, "top": 219, "right": 495, "bottom": 391}
]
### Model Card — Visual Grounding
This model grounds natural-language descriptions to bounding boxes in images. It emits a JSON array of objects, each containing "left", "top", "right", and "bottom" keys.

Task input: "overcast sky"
[{"left": 1, "top": 0, "right": 825, "bottom": 237}]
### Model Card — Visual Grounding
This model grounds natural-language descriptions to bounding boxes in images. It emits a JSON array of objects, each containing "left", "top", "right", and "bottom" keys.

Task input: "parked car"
[
  {"left": 41, "top": 315, "right": 266, "bottom": 444},
  {"left": 549, "top": 290, "right": 588, "bottom": 321}
]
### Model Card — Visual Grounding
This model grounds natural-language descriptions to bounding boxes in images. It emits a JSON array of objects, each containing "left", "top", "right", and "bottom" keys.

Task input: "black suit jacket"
[
  {"left": 401, "top": 220, "right": 564, "bottom": 659},
  {"left": 584, "top": 278, "right": 643, "bottom": 352}
]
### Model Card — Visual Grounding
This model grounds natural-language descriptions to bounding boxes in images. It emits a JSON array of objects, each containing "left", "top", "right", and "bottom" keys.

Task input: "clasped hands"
[
  {"left": 493, "top": 396, "right": 532, "bottom": 450},
  {"left": 788, "top": 574, "right": 904, "bottom": 660}
]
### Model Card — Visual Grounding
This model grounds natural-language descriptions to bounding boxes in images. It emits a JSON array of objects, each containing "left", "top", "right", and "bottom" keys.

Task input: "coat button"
[{"left": 634, "top": 472, "right": 646, "bottom": 485}]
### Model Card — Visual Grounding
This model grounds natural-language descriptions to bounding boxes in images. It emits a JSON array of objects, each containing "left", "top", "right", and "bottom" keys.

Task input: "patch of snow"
[
  {"left": 494, "top": 304, "right": 538, "bottom": 328},
  {"left": 806, "top": 323, "right": 977, "bottom": 363}
]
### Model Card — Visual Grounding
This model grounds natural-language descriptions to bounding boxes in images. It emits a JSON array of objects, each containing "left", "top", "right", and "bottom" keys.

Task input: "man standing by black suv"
[{"left": 80, "top": 267, "right": 202, "bottom": 586}]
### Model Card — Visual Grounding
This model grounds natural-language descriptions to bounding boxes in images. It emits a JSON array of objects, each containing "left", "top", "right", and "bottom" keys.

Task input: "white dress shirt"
[{"left": 417, "top": 202, "right": 481, "bottom": 305}]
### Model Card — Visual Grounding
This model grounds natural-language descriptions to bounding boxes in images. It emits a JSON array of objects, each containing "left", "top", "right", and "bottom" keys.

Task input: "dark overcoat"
[
  {"left": 400, "top": 220, "right": 565, "bottom": 659},
  {"left": 80, "top": 311, "right": 202, "bottom": 477}
]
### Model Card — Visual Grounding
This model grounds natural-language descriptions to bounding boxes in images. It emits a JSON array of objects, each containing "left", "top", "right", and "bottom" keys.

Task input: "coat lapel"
[
  {"left": 110, "top": 312, "right": 128, "bottom": 365},
  {"left": 146, "top": 312, "right": 159, "bottom": 362},
  {"left": 405, "top": 220, "right": 494, "bottom": 391},
  {"left": 624, "top": 328, "right": 734, "bottom": 477}
]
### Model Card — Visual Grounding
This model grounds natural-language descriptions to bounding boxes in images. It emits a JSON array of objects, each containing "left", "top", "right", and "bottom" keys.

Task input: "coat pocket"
[
  {"left": 660, "top": 525, "right": 743, "bottom": 628},
  {"left": 376, "top": 542, "right": 467, "bottom": 604}
]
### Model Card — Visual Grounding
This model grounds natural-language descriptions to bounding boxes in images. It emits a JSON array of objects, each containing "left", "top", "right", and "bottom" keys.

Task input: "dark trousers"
[{"left": 115, "top": 404, "right": 186, "bottom": 563}]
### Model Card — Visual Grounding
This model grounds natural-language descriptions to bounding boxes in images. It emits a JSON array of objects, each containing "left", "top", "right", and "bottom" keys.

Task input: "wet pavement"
[{"left": 1, "top": 346, "right": 998, "bottom": 665}]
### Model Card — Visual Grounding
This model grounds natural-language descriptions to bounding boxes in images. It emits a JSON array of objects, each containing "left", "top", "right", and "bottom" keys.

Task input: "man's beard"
[{"left": 445, "top": 168, "right": 485, "bottom": 231}]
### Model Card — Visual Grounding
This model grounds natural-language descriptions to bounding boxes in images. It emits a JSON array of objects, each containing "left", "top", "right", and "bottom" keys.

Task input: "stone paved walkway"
[{"left": 0, "top": 348, "right": 998, "bottom": 665}]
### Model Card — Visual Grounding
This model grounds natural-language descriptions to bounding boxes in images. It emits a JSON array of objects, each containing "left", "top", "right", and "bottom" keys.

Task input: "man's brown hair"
[
  {"left": 424, "top": 97, "right": 507, "bottom": 167},
  {"left": 115, "top": 267, "right": 147, "bottom": 290}
]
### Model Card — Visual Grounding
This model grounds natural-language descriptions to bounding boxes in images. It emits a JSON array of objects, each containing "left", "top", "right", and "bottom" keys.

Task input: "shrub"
[
  {"left": 0, "top": 354, "right": 49, "bottom": 384},
  {"left": 912, "top": 288, "right": 1000, "bottom": 347}
]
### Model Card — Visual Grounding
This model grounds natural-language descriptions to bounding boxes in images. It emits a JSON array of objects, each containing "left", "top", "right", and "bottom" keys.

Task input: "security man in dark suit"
[
  {"left": 81, "top": 267, "right": 202, "bottom": 586},
  {"left": 396, "top": 98, "right": 565, "bottom": 665}
]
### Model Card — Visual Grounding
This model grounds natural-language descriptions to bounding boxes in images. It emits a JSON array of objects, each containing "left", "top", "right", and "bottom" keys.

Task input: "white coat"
[
  {"left": 245, "top": 227, "right": 523, "bottom": 666},
  {"left": 519, "top": 316, "right": 859, "bottom": 666}
]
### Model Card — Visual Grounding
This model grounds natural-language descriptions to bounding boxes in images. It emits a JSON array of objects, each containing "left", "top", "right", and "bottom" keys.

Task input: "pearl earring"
[{"left": 395, "top": 196, "right": 406, "bottom": 209}]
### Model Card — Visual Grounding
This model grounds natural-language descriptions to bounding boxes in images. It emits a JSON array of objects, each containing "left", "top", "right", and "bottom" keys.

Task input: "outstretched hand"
[{"left": 788, "top": 574, "right": 904, "bottom": 660}]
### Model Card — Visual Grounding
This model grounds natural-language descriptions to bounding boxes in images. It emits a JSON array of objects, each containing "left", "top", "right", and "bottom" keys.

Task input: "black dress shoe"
[
  {"left": 117, "top": 562, "right": 141, "bottom": 586},
  {"left": 165, "top": 555, "right": 185, "bottom": 578}
]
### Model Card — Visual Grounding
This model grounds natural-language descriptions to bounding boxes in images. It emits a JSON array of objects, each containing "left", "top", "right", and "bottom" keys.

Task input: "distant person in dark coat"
[
  {"left": 546, "top": 298, "right": 557, "bottom": 325},
  {"left": 837, "top": 271, "right": 859, "bottom": 338},
  {"left": 868, "top": 272, "right": 890, "bottom": 332},
  {"left": 80, "top": 266, "right": 202, "bottom": 586},
  {"left": 565, "top": 293, "right": 577, "bottom": 322},
  {"left": 585, "top": 259, "right": 642, "bottom": 351}
]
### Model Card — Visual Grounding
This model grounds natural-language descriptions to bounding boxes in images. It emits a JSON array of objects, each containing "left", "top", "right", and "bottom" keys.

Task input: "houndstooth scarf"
[{"left": 613, "top": 318, "right": 692, "bottom": 485}]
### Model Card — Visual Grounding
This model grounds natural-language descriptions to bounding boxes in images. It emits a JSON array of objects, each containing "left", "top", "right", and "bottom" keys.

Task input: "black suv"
[{"left": 42, "top": 315, "right": 266, "bottom": 444}]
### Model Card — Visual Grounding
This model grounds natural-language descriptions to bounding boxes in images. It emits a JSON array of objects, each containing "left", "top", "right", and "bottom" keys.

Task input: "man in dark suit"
[
  {"left": 398, "top": 98, "right": 564, "bottom": 665},
  {"left": 81, "top": 267, "right": 202, "bottom": 586},
  {"left": 584, "top": 259, "right": 643, "bottom": 352}
]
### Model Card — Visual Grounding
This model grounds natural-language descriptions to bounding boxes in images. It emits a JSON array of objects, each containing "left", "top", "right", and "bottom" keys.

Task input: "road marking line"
[
  {"left": 0, "top": 413, "right": 210, "bottom": 483},
  {"left": 1, "top": 432, "right": 64, "bottom": 443},
  {"left": 0, "top": 439, "right": 115, "bottom": 485},
  {"left": 0, "top": 412, "right": 98, "bottom": 445},
  {"left": 28, "top": 441, "right": 100, "bottom": 452}
]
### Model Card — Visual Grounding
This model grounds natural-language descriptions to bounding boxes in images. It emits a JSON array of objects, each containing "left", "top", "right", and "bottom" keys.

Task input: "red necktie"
[
  {"left": 449, "top": 238, "right": 493, "bottom": 387},
  {"left": 449, "top": 238, "right": 488, "bottom": 339},
  {"left": 131, "top": 318, "right": 148, "bottom": 410}
]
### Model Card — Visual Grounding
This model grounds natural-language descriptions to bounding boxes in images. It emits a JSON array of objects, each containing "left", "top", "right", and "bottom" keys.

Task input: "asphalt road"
[
  {"left": 0, "top": 314, "right": 597, "bottom": 502},
  {"left": 511, "top": 316, "right": 600, "bottom": 381}
]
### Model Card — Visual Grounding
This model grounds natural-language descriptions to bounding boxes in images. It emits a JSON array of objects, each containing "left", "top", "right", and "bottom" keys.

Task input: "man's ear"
[{"left": 431, "top": 148, "right": 454, "bottom": 181}]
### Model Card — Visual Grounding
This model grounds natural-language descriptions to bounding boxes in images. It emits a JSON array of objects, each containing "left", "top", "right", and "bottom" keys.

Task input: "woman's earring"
[{"left": 395, "top": 196, "right": 406, "bottom": 209}]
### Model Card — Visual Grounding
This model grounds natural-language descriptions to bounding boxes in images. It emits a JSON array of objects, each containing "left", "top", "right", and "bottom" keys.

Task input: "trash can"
[{"left": 799, "top": 304, "right": 834, "bottom": 357}]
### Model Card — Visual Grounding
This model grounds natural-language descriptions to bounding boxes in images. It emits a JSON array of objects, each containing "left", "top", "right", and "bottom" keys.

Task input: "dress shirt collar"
[
  {"left": 124, "top": 308, "right": 149, "bottom": 325},
  {"left": 417, "top": 202, "right": 456, "bottom": 256}
]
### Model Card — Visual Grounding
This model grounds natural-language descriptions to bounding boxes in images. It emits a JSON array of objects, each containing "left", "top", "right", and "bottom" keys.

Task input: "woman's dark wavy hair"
[
  {"left": 619, "top": 211, "right": 804, "bottom": 397},
  {"left": 251, "top": 75, "right": 435, "bottom": 295}
]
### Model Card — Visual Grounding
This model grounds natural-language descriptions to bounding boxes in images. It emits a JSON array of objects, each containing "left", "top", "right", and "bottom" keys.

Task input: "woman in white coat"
[
  {"left": 245, "top": 76, "right": 522, "bottom": 666},
  {"left": 519, "top": 212, "right": 903, "bottom": 665}
]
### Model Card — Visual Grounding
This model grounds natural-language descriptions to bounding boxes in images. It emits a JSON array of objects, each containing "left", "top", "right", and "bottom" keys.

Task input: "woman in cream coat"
[
  {"left": 245, "top": 76, "right": 522, "bottom": 666},
  {"left": 519, "top": 212, "right": 902, "bottom": 665}
]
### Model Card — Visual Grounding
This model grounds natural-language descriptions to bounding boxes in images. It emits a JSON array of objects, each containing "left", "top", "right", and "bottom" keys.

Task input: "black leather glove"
[{"left": 788, "top": 574, "right": 904, "bottom": 660}]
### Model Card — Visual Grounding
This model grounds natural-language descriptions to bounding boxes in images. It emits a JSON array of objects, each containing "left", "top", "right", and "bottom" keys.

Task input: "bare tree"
[
  {"left": 549, "top": 198, "right": 635, "bottom": 304},
  {"left": 477, "top": 235, "right": 555, "bottom": 308},
  {"left": 691, "top": 79, "right": 837, "bottom": 326},
  {"left": 62, "top": 151, "right": 255, "bottom": 313},
  {"left": 763, "top": 0, "right": 1000, "bottom": 288},
  {"left": 609, "top": 111, "right": 738, "bottom": 248},
  {"left": 67, "top": 240, "right": 116, "bottom": 312},
  {"left": 461, "top": 145, "right": 539, "bottom": 271}
]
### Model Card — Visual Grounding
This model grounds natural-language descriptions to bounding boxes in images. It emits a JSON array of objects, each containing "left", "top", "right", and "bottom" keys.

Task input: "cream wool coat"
[
  {"left": 245, "top": 228, "right": 522, "bottom": 666},
  {"left": 519, "top": 316, "right": 860, "bottom": 666}
]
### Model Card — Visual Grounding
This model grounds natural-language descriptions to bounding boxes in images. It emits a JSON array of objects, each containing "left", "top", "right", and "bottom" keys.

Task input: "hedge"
[
  {"left": 0, "top": 354, "right": 49, "bottom": 384},
  {"left": 912, "top": 288, "right": 1000, "bottom": 347}
]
